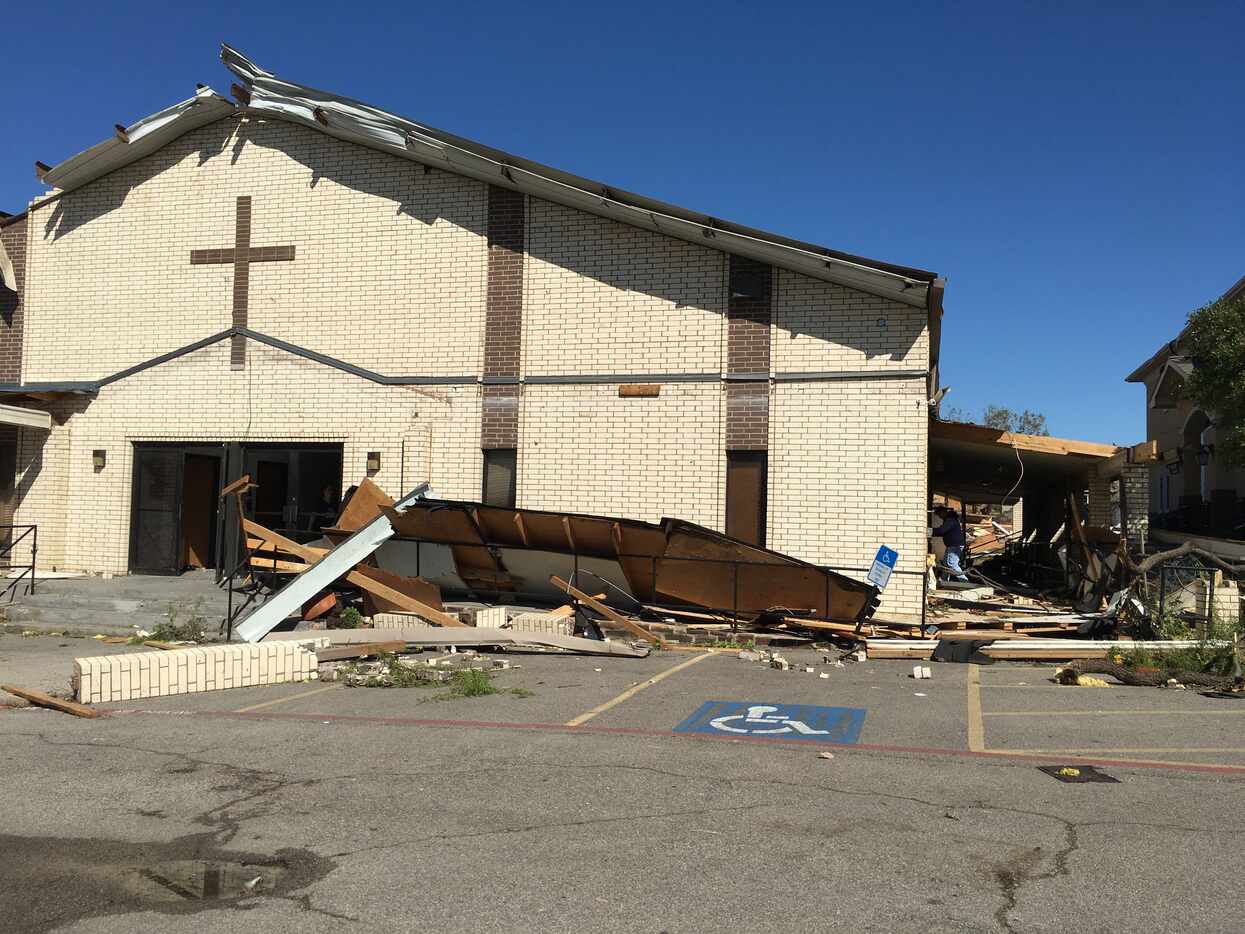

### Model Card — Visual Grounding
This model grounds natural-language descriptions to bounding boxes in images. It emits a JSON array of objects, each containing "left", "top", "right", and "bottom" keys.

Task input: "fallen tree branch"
[
  {"left": 1060, "top": 659, "right": 1241, "bottom": 691},
  {"left": 1124, "top": 541, "right": 1245, "bottom": 576}
]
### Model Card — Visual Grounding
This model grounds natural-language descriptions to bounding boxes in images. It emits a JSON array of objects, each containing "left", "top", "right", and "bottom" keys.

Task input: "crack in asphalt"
[{"left": 3, "top": 729, "right": 1238, "bottom": 933}]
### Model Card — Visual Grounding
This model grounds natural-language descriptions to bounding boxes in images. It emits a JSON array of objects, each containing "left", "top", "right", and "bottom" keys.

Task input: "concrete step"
[{"left": 1, "top": 571, "right": 233, "bottom": 637}]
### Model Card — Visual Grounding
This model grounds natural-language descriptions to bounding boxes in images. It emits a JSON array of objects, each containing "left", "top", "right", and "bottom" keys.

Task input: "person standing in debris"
[{"left": 932, "top": 506, "right": 969, "bottom": 582}]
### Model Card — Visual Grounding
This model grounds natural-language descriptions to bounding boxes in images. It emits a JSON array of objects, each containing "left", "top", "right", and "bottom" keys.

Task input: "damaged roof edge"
[
  {"left": 37, "top": 86, "right": 236, "bottom": 196},
  {"left": 220, "top": 43, "right": 940, "bottom": 309}
]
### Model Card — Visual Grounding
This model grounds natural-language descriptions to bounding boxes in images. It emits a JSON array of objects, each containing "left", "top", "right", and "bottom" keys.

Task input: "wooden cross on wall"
[{"left": 190, "top": 196, "right": 296, "bottom": 367}]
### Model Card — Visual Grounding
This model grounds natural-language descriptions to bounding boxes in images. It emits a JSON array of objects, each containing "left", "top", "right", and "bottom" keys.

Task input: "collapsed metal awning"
[
  {"left": 929, "top": 419, "right": 1118, "bottom": 504},
  {"left": 0, "top": 403, "right": 51, "bottom": 430}
]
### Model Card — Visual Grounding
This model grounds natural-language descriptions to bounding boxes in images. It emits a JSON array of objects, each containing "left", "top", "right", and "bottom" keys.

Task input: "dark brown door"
[
  {"left": 180, "top": 454, "right": 220, "bottom": 569},
  {"left": 726, "top": 452, "right": 767, "bottom": 546}
]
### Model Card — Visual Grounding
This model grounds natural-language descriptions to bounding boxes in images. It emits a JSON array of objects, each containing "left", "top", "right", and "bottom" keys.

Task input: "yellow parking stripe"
[
  {"left": 566, "top": 652, "right": 714, "bottom": 727},
  {"left": 235, "top": 684, "right": 340, "bottom": 713}
]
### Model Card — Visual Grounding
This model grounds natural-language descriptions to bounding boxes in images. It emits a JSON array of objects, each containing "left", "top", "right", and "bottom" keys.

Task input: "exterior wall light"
[
  {"left": 366, "top": 451, "right": 381, "bottom": 474},
  {"left": 92, "top": 449, "right": 106, "bottom": 471}
]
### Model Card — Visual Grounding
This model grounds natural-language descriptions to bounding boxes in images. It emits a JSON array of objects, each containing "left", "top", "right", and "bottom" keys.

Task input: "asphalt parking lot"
[{"left": 3, "top": 633, "right": 1245, "bottom": 932}]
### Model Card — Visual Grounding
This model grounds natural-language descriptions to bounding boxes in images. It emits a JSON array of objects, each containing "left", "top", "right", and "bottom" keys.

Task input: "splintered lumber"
[
  {"left": 241, "top": 515, "right": 461, "bottom": 628},
  {"left": 926, "top": 629, "right": 1032, "bottom": 640},
  {"left": 929, "top": 596, "right": 1052, "bottom": 613},
  {"left": 264, "top": 626, "right": 650, "bottom": 658},
  {"left": 551, "top": 575, "right": 660, "bottom": 645},
  {"left": 1, "top": 684, "right": 99, "bottom": 718},
  {"left": 142, "top": 641, "right": 182, "bottom": 650},
  {"left": 315, "top": 641, "right": 407, "bottom": 662}
]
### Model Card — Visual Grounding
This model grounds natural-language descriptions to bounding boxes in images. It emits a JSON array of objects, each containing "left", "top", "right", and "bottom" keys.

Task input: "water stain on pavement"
[{"left": 0, "top": 830, "right": 337, "bottom": 932}]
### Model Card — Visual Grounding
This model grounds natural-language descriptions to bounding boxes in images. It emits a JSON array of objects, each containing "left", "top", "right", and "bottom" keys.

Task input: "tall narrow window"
[
  {"left": 726, "top": 451, "right": 767, "bottom": 547},
  {"left": 482, "top": 448, "right": 517, "bottom": 508}
]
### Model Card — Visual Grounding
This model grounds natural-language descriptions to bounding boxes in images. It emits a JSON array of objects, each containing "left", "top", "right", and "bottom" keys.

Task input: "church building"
[{"left": 0, "top": 46, "right": 945, "bottom": 618}]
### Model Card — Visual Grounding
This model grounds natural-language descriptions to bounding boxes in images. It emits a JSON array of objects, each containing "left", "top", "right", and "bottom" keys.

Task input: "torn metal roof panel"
[
  {"left": 39, "top": 86, "right": 236, "bottom": 195},
  {"left": 219, "top": 44, "right": 939, "bottom": 308}
]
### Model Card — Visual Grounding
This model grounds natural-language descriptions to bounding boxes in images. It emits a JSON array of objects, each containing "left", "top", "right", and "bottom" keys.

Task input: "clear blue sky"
[{"left": 2, "top": 1, "right": 1241, "bottom": 444}]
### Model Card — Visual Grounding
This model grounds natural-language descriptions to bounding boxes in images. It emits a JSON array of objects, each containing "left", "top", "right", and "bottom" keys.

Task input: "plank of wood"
[
  {"left": 243, "top": 518, "right": 462, "bottom": 627},
  {"left": 549, "top": 604, "right": 574, "bottom": 619},
  {"left": 264, "top": 626, "right": 650, "bottom": 658},
  {"left": 1, "top": 684, "right": 99, "bottom": 718},
  {"left": 315, "top": 641, "right": 407, "bottom": 662},
  {"left": 930, "top": 630, "right": 1033, "bottom": 640},
  {"left": 1066, "top": 493, "right": 1102, "bottom": 582},
  {"left": 248, "top": 557, "right": 311, "bottom": 574},
  {"left": 142, "top": 641, "right": 183, "bottom": 650},
  {"left": 550, "top": 576, "right": 660, "bottom": 644},
  {"left": 929, "top": 420, "right": 1118, "bottom": 458}
]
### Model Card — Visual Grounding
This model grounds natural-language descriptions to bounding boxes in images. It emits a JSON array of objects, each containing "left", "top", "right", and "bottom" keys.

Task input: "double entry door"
[{"left": 129, "top": 442, "right": 343, "bottom": 574}]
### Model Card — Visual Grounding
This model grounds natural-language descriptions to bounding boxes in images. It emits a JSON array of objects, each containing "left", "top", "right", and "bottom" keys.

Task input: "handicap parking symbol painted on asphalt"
[{"left": 674, "top": 701, "right": 866, "bottom": 744}]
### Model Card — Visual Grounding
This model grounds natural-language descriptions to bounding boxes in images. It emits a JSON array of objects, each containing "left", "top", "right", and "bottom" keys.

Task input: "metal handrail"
[{"left": 0, "top": 524, "right": 37, "bottom": 605}]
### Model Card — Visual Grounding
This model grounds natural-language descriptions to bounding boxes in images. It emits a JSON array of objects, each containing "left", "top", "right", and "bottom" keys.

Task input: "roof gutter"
[{"left": 221, "top": 44, "right": 935, "bottom": 308}]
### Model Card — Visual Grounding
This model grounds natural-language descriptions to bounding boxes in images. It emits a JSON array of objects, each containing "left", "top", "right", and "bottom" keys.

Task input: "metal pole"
[
  {"left": 732, "top": 561, "right": 739, "bottom": 634},
  {"left": 1207, "top": 571, "right": 1216, "bottom": 638},
  {"left": 30, "top": 526, "right": 36, "bottom": 597},
  {"left": 1157, "top": 566, "right": 1167, "bottom": 623}
]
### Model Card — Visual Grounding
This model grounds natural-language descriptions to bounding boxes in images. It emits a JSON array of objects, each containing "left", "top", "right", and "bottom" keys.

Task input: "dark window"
[
  {"left": 726, "top": 451, "right": 767, "bottom": 547},
  {"left": 482, "top": 448, "right": 517, "bottom": 508}
]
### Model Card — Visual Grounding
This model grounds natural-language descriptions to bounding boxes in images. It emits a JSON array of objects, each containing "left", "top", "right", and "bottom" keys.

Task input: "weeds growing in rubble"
[
  {"left": 1115, "top": 607, "right": 1242, "bottom": 676},
  {"left": 448, "top": 669, "right": 496, "bottom": 697},
  {"left": 135, "top": 600, "right": 208, "bottom": 644},
  {"left": 334, "top": 607, "right": 364, "bottom": 629}
]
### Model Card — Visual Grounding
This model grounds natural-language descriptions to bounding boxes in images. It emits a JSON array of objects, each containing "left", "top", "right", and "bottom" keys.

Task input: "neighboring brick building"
[
  {"left": 1126, "top": 273, "right": 1245, "bottom": 539},
  {"left": 0, "top": 46, "right": 945, "bottom": 618}
]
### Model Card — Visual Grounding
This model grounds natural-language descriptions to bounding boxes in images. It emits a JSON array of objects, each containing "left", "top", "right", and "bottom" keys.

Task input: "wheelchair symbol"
[{"left": 708, "top": 704, "right": 831, "bottom": 736}]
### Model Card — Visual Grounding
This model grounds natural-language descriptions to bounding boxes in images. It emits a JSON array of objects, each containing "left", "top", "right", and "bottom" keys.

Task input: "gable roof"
[
  {"left": 39, "top": 86, "right": 236, "bottom": 193},
  {"left": 34, "top": 44, "right": 943, "bottom": 311},
  {"left": 1126, "top": 273, "right": 1245, "bottom": 383}
]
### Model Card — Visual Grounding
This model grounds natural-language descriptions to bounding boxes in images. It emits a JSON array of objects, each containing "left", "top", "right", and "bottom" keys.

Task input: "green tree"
[
  {"left": 1185, "top": 292, "right": 1245, "bottom": 467},
  {"left": 981, "top": 405, "right": 1049, "bottom": 436}
]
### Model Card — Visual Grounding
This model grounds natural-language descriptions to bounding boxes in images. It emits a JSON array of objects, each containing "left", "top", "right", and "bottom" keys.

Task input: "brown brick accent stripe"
[
  {"left": 481, "top": 186, "right": 525, "bottom": 447},
  {"left": 189, "top": 197, "right": 296, "bottom": 367},
  {"left": 725, "top": 255, "right": 773, "bottom": 450},
  {"left": 0, "top": 216, "right": 28, "bottom": 384}
]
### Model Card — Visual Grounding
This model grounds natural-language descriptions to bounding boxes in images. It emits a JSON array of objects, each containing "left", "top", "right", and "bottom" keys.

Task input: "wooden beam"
[
  {"left": 2, "top": 684, "right": 98, "bottom": 718},
  {"left": 930, "top": 420, "right": 1118, "bottom": 458},
  {"left": 550, "top": 575, "right": 660, "bottom": 644},
  {"left": 248, "top": 557, "right": 311, "bottom": 575},
  {"left": 561, "top": 517, "right": 577, "bottom": 551},
  {"left": 314, "top": 641, "right": 407, "bottom": 662},
  {"left": 1099, "top": 439, "right": 1161, "bottom": 478},
  {"left": 242, "top": 518, "right": 463, "bottom": 627},
  {"left": 514, "top": 513, "right": 531, "bottom": 547},
  {"left": 220, "top": 474, "right": 254, "bottom": 499}
]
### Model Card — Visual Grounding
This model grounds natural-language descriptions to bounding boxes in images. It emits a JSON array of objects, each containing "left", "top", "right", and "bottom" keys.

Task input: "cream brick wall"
[
  {"left": 24, "top": 116, "right": 486, "bottom": 381},
  {"left": 15, "top": 117, "right": 932, "bottom": 618},
  {"left": 518, "top": 383, "right": 724, "bottom": 528},
  {"left": 767, "top": 379, "right": 930, "bottom": 618},
  {"left": 13, "top": 340, "right": 482, "bottom": 573},
  {"left": 773, "top": 270, "right": 929, "bottom": 373},
  {"left": 523, "top": 199, "right": 727, "bottom": 376}
]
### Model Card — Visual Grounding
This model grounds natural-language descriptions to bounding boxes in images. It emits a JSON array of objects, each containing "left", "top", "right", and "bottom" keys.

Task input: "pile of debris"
[{"left": 221, "top": 475, "right": 887, "bottom": 656}]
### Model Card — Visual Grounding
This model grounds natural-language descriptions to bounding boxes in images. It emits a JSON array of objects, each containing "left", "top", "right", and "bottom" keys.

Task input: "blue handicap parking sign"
[
  {"left": 674, "top": 700, "right": 866, "bottom": 744},
  {"left": 867, "top": 545, "right": 899, "bottom": 589}
]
